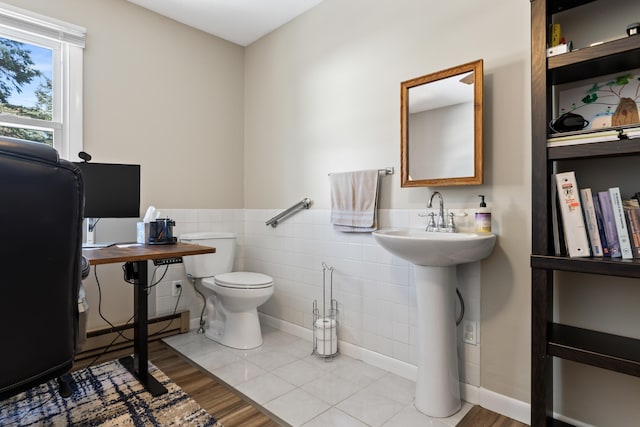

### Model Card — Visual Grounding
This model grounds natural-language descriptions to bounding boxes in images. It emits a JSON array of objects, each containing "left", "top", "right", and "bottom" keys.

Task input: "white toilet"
[{"left": 180, "top": 232, "right": 274, "bottom": 349}]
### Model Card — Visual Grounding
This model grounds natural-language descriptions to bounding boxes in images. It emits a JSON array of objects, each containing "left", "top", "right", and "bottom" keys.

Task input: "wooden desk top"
[{"left": 83, "top": 242, "right": 215, "bottom": 265}]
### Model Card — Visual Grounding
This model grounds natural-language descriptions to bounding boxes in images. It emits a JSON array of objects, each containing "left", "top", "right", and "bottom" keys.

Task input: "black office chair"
[{"left": 0, "top": 136, "right": 85, "bottom": 400}]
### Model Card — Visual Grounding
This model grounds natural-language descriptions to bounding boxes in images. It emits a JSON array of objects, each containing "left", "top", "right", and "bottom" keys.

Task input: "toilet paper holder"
[{"left": 312, "top": 262, "right": 338, "bottom": 359}]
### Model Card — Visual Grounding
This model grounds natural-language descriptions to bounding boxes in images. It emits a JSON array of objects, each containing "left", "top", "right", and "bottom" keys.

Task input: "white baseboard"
[
  {"left": 259, "top": 313, "right": 531, "bottom": 424},
  {"left": 478, "top": 386, "right": 530, "bottom": 425}
]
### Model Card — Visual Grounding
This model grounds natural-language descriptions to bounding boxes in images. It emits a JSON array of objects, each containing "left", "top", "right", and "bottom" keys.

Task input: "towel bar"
[
  {"left": 265, "top": 198, "right": 312, "bottom": 228},
  {"left": 328, "top": 167, "right": 394, "bottom": 176}
]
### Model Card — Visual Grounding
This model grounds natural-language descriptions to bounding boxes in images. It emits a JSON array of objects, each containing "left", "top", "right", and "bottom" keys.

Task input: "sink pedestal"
[
  {"left": 414, "top": 265, "right": 461, "bottom": 417},
  {"left": 371, "top": 229, "right": 496, "bottom": 418}
]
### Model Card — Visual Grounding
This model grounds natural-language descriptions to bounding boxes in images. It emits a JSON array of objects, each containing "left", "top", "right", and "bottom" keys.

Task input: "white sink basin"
[
  {"left": 372, "top": 228, "right": 496, "bottom": 267},
  {"left": 372, "top": 227, "right": 496, "bottom": 417}
]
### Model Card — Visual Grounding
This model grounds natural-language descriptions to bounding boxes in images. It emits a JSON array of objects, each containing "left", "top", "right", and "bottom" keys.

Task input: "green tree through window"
[{"left": 0, "top": 37, "right": 53, "bottom": 145}]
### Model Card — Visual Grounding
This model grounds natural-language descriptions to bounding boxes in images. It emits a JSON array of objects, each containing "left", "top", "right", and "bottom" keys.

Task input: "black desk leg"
[{"left": 119, "top": 260, "right": 167, "bottom": 397}]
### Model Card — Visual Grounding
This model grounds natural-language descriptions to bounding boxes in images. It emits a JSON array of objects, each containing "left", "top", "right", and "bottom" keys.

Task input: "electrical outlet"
[
  {"left": 171, "top": 280, "right": 183, "bottom": 297},
  {"left": 463, "top": 320, "right": 477, "bottom": 345}
]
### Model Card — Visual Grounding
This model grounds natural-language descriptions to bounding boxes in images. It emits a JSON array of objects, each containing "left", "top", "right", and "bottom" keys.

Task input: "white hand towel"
[{"left": 330, "top": 169, "right": 379, "bottom": 232}]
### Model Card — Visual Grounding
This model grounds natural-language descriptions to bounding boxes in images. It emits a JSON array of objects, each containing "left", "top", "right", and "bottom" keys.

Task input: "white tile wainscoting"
[{"left": 152, "top": 207, "right": 482, "bottom": 389}]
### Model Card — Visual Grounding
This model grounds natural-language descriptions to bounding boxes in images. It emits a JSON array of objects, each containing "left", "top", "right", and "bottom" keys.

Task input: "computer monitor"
[
  {"left": 74, "top": 162, "right": 141, "bottom": 218},
  {"left": 74, "top": 161, "right": 141, "bottom": 247}
]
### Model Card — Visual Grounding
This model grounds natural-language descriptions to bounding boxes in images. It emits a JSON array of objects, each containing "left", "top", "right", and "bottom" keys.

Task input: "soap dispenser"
[{"left": 475, "top": 195, "right": 492, "bottom": 232}]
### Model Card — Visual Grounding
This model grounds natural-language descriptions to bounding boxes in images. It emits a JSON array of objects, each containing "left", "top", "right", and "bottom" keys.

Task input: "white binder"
[{"left": 555, "top": 172, "right": 590, "bottom": 257}]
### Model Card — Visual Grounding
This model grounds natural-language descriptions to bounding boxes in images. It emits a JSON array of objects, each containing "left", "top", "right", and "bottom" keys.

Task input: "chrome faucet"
[{"left": 426, "top": 191, "right": 456, "bottom": 232}]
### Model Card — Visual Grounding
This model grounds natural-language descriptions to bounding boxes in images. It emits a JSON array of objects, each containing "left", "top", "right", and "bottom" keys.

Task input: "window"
[{"left": 0, "top": 3, "right": 85, "bottom": 160}]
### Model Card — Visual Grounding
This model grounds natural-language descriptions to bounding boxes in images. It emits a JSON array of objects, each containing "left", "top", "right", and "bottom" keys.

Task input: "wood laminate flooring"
[{"left": 73, "top": 339, "right": 528, "bottom": 427}]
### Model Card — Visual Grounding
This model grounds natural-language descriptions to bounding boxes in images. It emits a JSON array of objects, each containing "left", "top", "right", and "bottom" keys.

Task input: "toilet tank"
[{"left": 179, "top": 232, "right": 236, "bottom": 278}]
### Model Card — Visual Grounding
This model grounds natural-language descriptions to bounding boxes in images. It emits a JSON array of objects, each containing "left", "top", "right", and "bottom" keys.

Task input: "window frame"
[{"left": 0, "top": 3, "right": 85, "bottom": 160}]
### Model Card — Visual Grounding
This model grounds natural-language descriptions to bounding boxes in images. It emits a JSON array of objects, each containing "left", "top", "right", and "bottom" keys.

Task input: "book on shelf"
[
  {"left": 592, "top": 193, "right": 610, "bottom": 256},
  {"left": 597, "top": 190, "right": 622, "bottom": 258},
  {"left": 608, "top": 187, "right": 633, "bottom": 259},
  {"left": 623, "top": 201, "right": 640, "bottom": 258},
  {"left": 579, "top": 188, "right": 603, "bottom": 256},
  {"left": 546, "top": 124, "right": 640, "bottom": 147},
  {"left": 551, "top": 174, "right": 566, "bottom": 256},
  {"left": 555, "top": 172, "right": 590, "bottom": 257},
  {"left": 622, "top": 126, "right": 640, "bottom": 139},
  {"left": 547, "top": 128, "right": 621, "bottom": 147}
]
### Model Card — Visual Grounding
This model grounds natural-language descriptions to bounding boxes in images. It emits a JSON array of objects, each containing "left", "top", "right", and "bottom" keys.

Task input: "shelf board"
[
  {"left": 531, "top": 254, "right": 640, "bottom": 278},
  {"left": 548, "top": 36, "right": 640, "bottom": 85},
  {"left": 549, "top": 418, "right": 575, "bottom": 427},
  {"left": 549, "top": 0, "right": 596, "bottom": 14},
  {"left": 547, "top": 138, "right": 640, "bottom": 160},
  {"left": 548, "top": 323, "right": 640, "bottom": 377}
]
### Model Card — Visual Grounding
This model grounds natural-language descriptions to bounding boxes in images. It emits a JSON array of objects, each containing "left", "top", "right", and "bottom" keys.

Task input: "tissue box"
[{"left": 136, "top": 222, "right": 150, "bottom": 244}]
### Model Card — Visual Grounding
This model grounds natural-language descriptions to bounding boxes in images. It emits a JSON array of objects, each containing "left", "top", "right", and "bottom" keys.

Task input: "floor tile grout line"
[{"left": 163, "top": 328, "right": 470, "bottom": 427}]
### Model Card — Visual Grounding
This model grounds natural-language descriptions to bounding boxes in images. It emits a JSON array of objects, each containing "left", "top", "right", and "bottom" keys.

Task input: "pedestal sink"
[{"left": 372, "top": 228, "right": 496, "bottom": 417}]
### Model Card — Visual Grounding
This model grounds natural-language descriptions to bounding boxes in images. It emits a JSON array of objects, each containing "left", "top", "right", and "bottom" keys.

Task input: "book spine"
[
  {"left": 551, "top": 174, "right": 563, "bottom": 255},
  {"left": 580, "top": 188, "right": 603, "bottom": 256},
  {"left": 592, "top": 194, "right": 610, "bottom": 256},
  {"left": 598, "top": 191, "right": 621, "bottom": 258},
  {"left": 609, "top": 187, "right": 633, "bottom": 259},
  {"left": 623, "top": 207, "right": 640, "bottom": 258},
  {"left": 555, "top": 172, "right": 590, "bottom": 257}
]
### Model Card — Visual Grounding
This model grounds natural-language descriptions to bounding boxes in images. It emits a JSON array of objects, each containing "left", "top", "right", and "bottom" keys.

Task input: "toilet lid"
[{"left": 213, "top": 272, "right": 273, "bottom": 289}]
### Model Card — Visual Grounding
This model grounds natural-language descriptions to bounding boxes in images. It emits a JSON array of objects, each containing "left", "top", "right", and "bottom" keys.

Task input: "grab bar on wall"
[{"left": 266, "top": 198, "right": 313, "bottom": 228}]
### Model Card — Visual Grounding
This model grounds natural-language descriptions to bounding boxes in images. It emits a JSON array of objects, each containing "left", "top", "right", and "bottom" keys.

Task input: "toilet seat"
[{"left": 206, "top": 272, "right": 273, "bottom": 289}]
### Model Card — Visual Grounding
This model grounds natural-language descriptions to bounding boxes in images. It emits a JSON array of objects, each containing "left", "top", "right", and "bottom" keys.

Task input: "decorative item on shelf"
[
  {"left": 546, "top": 41, "right": 572, "bottom": 57},
  {"left": 627, "top": 22, "right": 640, "bottom": 36},
  {"left": 549, "top": 112, "right": 589, "bottom": 133},
  {"left": 558, "top": 69, "right": 640, "bottom": 130},
  {"left": 549, "top": 23, "right": 562, "bottom": 46}
]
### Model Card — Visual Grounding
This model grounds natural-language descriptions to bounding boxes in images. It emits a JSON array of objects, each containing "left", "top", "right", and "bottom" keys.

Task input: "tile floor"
[{"left": 163, "top": 325, "right": 472, "bottom": 427}]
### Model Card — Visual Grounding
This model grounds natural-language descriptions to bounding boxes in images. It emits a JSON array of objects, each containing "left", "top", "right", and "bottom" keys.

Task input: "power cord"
[
  {"left": 455, "top": 288, "right": 465, "bottom": 326},
  {"left": 94, "top": 266, "right": 133, "bottom": 342},
  {"left": 89, "top": 263, "right": 179, "bottom": 362},
  {"left": 84, "top": 312, "right": 136, "bottom": 368}
]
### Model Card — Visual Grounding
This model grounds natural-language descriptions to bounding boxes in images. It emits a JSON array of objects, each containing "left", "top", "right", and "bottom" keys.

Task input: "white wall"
[
  {"left": 14, "top": 0, "right": 640, "bottom": 424},
  {"left": 5, "top": 0, "right": 246, "bottom": 330},
  {"left": 243, "top": 0, "right": 532, "bottom": 407}
]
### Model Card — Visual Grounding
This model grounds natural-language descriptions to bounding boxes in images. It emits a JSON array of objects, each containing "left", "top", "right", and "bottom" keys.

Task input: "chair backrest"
[{"left": 0, "top": 136, "right": 84, "bottom": 400}]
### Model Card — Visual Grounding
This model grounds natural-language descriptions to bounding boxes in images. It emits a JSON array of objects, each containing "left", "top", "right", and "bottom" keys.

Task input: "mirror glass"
[{"left": 401, "top": 59, "right": 483, "bottom": 187}]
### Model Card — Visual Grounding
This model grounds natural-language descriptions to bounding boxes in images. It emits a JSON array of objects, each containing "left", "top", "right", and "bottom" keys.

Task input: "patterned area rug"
[{"left": 0, "top": 359, "right": 222, "bottom": 426}]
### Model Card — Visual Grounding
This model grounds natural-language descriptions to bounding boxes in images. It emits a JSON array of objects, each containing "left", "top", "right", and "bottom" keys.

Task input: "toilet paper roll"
[
  {"left": 314, "top": 318, "right": 336, "bottom": 329},
  {"left": 315, "top": 324, "right": 337, "bottom": 340},
  {"left": 314, "top": 318, "right": 337, "bottom": 340},
  {"left": 315, "top": 336, "right": 338, "bottom": 356}
]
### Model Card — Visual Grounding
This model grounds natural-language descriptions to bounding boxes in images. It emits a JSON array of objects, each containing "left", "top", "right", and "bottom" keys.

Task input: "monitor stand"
[
  {"left": 84, "top": 217, "right": 116, "bottom": 248},
  {"left": 83, "top": 242, "right": 116, "bottom": 249}
]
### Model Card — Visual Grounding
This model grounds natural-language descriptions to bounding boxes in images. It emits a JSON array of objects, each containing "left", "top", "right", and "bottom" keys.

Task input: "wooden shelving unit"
[{"left": 530, "top": 1, "right": 640, "bottom": 425}]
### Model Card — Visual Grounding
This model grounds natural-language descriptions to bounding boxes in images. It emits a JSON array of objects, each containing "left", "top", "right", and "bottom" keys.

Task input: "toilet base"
[{"left": 205, "top": 308, "right": 264, "bottom": 350}]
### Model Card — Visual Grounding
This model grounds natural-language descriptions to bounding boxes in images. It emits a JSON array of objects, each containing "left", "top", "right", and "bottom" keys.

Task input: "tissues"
[
  {"left": 143, "top": 206, "right": 160, "bottom": 222},
  {"left": 137, "top": 206, "right": 160, "bottom": 243}
]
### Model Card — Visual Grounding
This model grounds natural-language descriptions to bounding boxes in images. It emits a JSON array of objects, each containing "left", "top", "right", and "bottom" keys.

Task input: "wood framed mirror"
[{"left": 401, "top": 59, "right": 483, "bottom": 187}]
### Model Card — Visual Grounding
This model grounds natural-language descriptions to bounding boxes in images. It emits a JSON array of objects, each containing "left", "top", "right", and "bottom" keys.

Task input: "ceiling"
[{"left": 127, "top": 0, "right": 324, "bottom": 47}]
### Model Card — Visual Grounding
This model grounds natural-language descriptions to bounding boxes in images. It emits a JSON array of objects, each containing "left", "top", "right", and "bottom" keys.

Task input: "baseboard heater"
[{"left": 74, "top": 310, "right": 189, "bottom": 362}]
